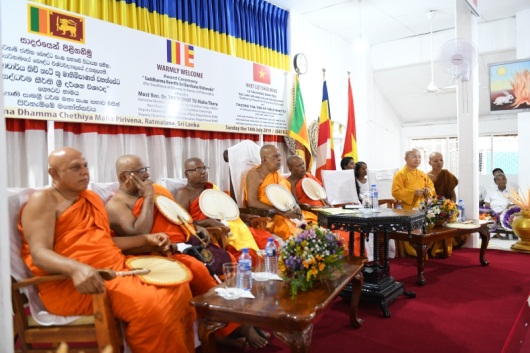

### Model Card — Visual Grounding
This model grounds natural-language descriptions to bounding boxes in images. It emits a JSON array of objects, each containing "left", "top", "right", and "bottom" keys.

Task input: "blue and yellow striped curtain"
[{"left": 34, "top": 0, "right": 289, "bottom": 70}]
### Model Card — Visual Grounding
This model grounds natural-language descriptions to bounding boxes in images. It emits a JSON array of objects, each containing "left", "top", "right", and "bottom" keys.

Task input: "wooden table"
[
  {"left": 318, "top": 208, "right": 424, "bottom": 318},
  {"left": 390, "top": 223, "right": 490, "bottom": 285},
  {"left": 190, "top": 257, "right": 365, "bottom": 353}
]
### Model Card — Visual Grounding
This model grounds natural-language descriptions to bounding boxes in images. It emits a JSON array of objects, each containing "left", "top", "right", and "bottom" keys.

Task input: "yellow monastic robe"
[{"left": 392, "top": 166, "right": 437, "bottom": 257}]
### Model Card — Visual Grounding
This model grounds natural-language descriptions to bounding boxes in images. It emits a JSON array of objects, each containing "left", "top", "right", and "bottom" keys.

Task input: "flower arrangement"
[
  {"left": 419, "top": 196, "right": 459, "bottom": 229},
  {"left": 278, "top": 224, "right": 345, "bottom": 298}
]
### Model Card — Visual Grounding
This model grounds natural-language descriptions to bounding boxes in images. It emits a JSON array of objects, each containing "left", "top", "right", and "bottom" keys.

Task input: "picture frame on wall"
[{"left": 489, "top": 58, "right": 530, "bottom": 113}]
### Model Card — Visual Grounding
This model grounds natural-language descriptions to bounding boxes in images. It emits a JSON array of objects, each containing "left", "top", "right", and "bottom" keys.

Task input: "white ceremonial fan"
[
  {"left": 265, "top": 184, "right": 296, "bottom": 212},
  {"left": 126, "top": 256, "right": 193, "bottom": 286},
  {"left": 155, "top": 195, "right": 193, "bottom": 225},
  {"left": 199, "top": 189, "right": 240, "bottom": 221},
  {"left": 301, "top": 178, "right": 327, "bottom": 201}
]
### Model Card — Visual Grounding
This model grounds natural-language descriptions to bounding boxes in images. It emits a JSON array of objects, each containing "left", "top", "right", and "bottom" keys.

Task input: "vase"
[
  {"left": 510, "top": 210, "right": 530, "bottom": 252},
  {"left": 435, "top": 219, "right": 445, "bottom": 226}
]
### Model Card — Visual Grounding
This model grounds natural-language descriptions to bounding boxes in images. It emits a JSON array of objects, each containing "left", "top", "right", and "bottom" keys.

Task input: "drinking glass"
[
  {"left": 254, "top": 250, "right": 268, "bottom": 281},
  {"left": 222, "top": 262, "right": 239, "bottom": 300}
]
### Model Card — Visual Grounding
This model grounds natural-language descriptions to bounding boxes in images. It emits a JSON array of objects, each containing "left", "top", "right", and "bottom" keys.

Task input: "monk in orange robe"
[
  {"left": 286, "top": 155, "right": 364, "bottom": 257},
  {"left": 106, "top": 155, "right": 268, "bottom": 349},
  {"left": 105, "top": 156, "right": 219, "bottom": 297},
  {"left": 175, "top": 157, "right": 272, "bottom": 266},
  {"left": 244, "top": 145, "right": 317, "bottom": 240},
  {"left": 19, "top": 148, "right": 195, "bottom": 353}
]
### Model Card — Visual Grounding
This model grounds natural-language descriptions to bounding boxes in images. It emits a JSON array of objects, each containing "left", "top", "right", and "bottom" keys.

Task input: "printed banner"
[{"left": 1, "top": 2, "right": 292, "bottom": 135}]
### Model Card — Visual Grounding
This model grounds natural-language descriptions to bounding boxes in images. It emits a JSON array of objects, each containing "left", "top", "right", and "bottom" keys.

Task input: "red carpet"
[{"left": 200, "top": 248, "right": 530, "bottom": 353}]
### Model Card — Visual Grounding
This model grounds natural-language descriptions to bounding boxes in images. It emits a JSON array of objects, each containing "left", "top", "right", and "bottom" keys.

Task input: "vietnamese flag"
[{"left": 253, "top": 63, "right": 270, "bottom": 84}]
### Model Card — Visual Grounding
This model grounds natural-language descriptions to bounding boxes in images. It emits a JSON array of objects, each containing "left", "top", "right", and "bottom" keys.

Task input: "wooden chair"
[{"left": 9, "top": 187, "right": 124, "bottom": 353}]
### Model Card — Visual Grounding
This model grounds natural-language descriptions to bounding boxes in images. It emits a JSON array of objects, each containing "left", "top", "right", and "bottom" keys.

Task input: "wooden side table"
[{"left": 191, "top": 257, "right": 365, "bottom": 353}]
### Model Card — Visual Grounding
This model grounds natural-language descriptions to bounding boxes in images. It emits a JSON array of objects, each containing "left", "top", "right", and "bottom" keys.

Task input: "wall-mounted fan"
[
  {"left": 426, "top": 11, "right": 455, "bottom": 94},
  {"left": 438, "top": 37, "right": 479, "bottom": 81}
]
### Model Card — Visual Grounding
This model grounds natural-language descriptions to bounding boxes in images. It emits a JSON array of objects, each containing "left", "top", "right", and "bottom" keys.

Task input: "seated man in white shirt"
[{"left": 484, "top": 173, "right": 513, "bottom": 213}]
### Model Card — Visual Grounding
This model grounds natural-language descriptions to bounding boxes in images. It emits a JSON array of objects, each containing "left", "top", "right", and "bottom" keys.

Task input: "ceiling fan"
[{"left": 426, "top": 11, "right": 455, "bottom": 94}]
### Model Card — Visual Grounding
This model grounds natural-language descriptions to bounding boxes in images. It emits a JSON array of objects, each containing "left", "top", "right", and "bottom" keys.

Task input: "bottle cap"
[
  {"left": 268, "top": 237, "right": 273, "bottom": 242},
  {"left": 242, "top": 248, "right": 248, "bottom": 253}
]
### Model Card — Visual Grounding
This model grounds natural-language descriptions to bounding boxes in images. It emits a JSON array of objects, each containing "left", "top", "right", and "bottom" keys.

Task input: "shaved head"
[
  {"left": 287, "top": 155, "right": 303, "bottom": 169},
  {"left": 429, "top": 152, "right": 442, "bottom": 161},
  {"left": 48, "top": 147, "right": 83, "bottom": 170},
  {"left": 260, "top": 144, "right": 277, "bottom": 159},
  {"left": 115, "top": 155, "right": 142, "bottom": 176},
  {"left": 184, "top": 157, "right": 203, "bottom": 171}
]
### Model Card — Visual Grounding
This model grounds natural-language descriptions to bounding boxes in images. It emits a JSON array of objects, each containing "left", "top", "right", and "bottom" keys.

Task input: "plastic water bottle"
[
  {"left": 237, "top": 248, "right": 252, "bottom": 291},
  {"left": 264, "top": 238, "right": 278, "bottom": 274},
  {"left": 370, "top": 184, "right": 379, "bottom": 211},
  {"left": 457, "top": 200, "right": 465, "bottom": 222}
]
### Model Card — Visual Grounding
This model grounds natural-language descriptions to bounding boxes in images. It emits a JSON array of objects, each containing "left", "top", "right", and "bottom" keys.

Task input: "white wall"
[{"left": 288, "top": 14, "right": 403, "bottom": 171}]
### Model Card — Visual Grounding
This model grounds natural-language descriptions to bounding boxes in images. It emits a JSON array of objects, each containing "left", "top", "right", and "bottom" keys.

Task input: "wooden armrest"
[
  {"left": 206, "top": 226, "right": 229, "bottom": 249},
  {"left": 12, "top": 274, "right": 69, "bottom": 290},
  {"left": 248, "top": 216, "right": 272, "bottom": 231},
  {"left": 244, "top": 207, "right": 274, "bottom": 217},
  {"left": 299, "top": 203, "right": 312, "bottom": 212}
]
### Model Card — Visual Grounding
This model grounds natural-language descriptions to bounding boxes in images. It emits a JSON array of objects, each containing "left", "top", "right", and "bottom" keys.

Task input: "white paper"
[
  {"left": 215, "top": 287, "right": 255, "bottom": 299},
  {"left": 321, "top": 170, "right": 360, "bottom": 205}
]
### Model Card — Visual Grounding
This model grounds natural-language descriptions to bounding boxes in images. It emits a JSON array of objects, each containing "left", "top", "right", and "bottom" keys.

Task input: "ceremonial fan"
[
  {"left": 32, "top": 258, "right": 192, "bottom": 286},
  {"left": 301, "top": 178, "right": 327, "bottom": 204},
  {"left": 154, "top": 194, "right": 221, "bottom": 283},
  {"left": 154, "top": 195, "right": 212, "bottom": 262},
  {"left": 265, "top": 184, "right": 297, "bottom": 212},
  {"left": 199, "top": 189, "right": 240, "bottom": 222}
]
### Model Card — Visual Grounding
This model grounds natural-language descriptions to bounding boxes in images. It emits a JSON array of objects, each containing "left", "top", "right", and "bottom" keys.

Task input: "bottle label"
[
  {"left": 239, "top": 259, "right": 251, "bottom": 271},
  {"left": 266, "top": 248, "right": 276, "bottom": 257}
]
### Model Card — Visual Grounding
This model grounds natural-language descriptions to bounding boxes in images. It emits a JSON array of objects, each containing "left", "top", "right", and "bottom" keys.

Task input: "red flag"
[
  {"left": 315, "top": 80, "right": 336, "bottom": 182},
  {"left": 342, "top": 76, "right": 358, "bottom": 161},
  {"left": 253, "top": 63, "right": 271, "bottom": 84}
]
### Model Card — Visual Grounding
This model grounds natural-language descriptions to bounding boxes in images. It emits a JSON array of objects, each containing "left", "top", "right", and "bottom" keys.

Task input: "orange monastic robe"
[
  {"left": 132, "top": 184, "right": 218, "bottom": 297},
  {"left": 294, "top": 173, "right": 364, "bottom": 257},
  {"left": 19, "top": 190, "right": 195, "bottom": 353},
  {"left": 244, "top": 168, "right": 317, "bottom": 240}
]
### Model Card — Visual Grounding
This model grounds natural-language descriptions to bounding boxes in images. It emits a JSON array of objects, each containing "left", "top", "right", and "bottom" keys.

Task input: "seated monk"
[
  {"left": 392, "top": 148, "right": 436, "bottom": 257},
  {"left": 105, "top": 154, "right": 268, "bottom": 349},
  {"left": 18, "top": 147, "right": 196, "bottom": 352},
  {"left": 287, "top": 155, "right": 364, "bottom": 257},
  {"left": 427, "top": 152, "right": 460, "bottom": 255},
  {"left": 175, "top": 157, "right": 271, "bottom": 265},
  {"left": 244, "top": 144, "right": 317, "bottom": 240}
]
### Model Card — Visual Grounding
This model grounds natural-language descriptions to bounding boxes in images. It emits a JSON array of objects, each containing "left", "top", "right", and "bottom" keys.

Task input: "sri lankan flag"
[
  {"left": 28, "top": 5, "right": 85, "bottom": 43},
  {"left": 289, "top": 75, "right": 312, "bottom": 170},
  {"left": 29, "top": 6, "right": 49, "bottom": 35}
]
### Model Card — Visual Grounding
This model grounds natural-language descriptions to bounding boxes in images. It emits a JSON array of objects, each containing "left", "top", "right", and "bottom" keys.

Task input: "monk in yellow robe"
[
  {"left": 428, "top": 151, "right": 461, "bottom": 255},
  {"left": 175, "top": 157, "right": 271, "bottom": 266},
  {"left": 19, "top": 147, "right": 195, "bottom": 353},
  {"left": 287, "top": 155, "right": 364, "bottom": 257},
  {"left": 244, "top": 145, "right": 317, "bottom": 240},
  {"left": 106, "top": 155, "right": 268, "bottom": 349},
  {"left": 392, "top": 148, "right": 436, "bottom": 257}
]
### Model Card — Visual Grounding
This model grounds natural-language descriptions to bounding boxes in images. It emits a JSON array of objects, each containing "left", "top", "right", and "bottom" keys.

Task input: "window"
[
  {"left": 479, "top": 135, "right": 518, "bottom": 175},
  {"left": 410, "top": 134, "right": 518, "bottom": 176}
]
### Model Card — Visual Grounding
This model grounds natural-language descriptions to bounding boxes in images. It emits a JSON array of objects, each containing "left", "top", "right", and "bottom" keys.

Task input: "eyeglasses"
[
  {"left": 185, "top": 166, "right": 209, "bottom": 173},
  {"left": 124, "top": 167, "right": 150, "bottom": 175}
]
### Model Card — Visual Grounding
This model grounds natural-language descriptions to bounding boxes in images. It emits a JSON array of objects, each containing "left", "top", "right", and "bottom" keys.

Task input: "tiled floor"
[{"left": 488, "top": 236, "right": 518, "bottom": 251}]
